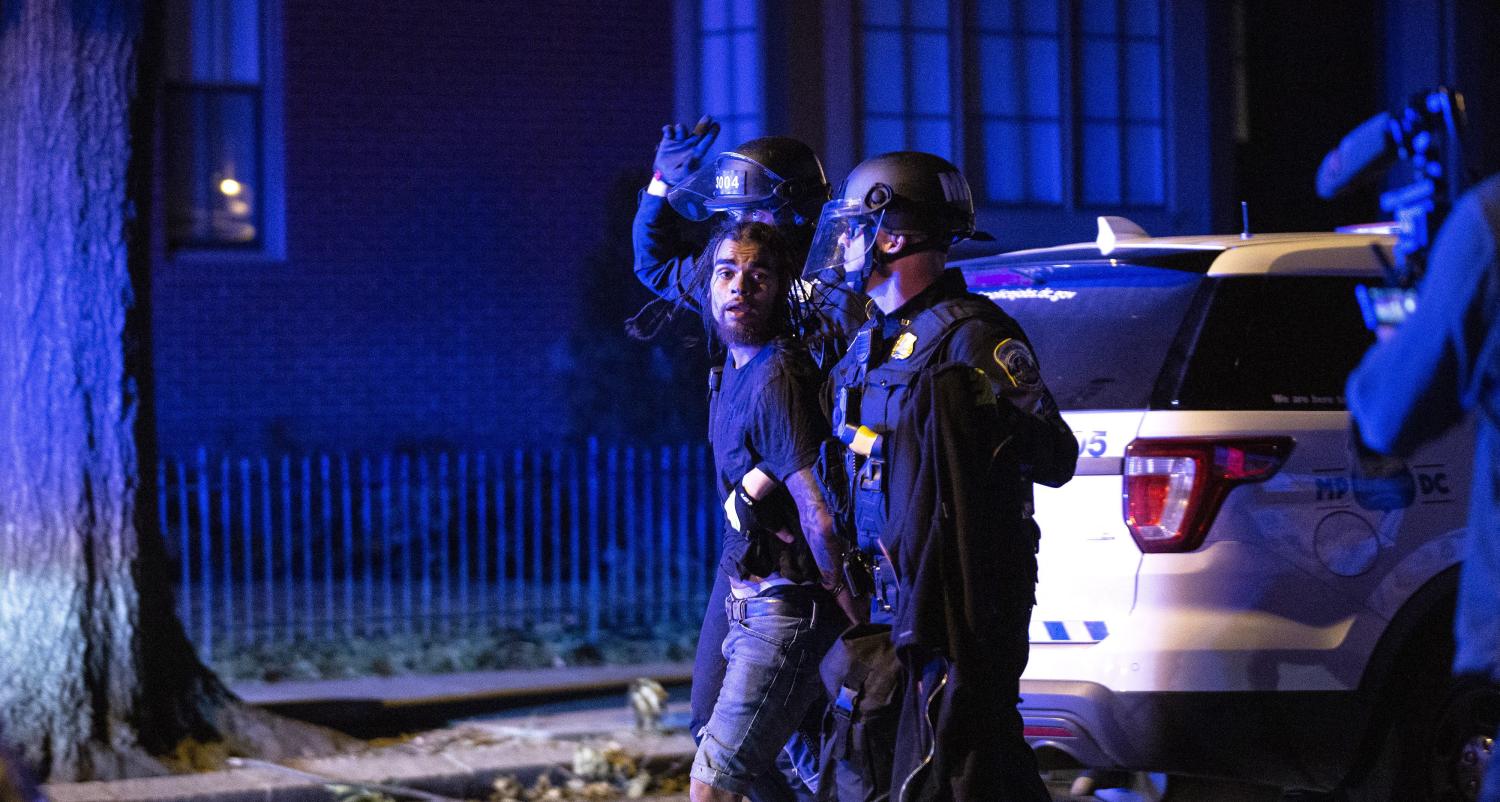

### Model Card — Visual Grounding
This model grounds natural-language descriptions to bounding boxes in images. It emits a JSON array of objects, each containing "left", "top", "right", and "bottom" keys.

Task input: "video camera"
[{"left": 1316, "top": 87, "right": 1468, "bottom": 330}]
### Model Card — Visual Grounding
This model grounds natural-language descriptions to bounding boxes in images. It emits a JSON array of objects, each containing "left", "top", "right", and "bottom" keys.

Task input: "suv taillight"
[{"left": 1123, "top": 437, "right": 1294, "bottom": 553}]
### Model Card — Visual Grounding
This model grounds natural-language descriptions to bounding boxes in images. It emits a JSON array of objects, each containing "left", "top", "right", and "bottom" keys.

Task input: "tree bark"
[{"left": 0, "top": 0, "right": 346, "bottom": 781}]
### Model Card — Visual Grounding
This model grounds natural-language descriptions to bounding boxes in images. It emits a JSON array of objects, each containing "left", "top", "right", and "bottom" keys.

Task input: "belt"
[{"left": 724, "top": 592, "right": 819, "bottom": 623}]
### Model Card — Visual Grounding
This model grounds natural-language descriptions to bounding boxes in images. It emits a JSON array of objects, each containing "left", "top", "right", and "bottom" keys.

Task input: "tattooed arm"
[{"left": 787, "top": 466, "right": 866, "bottom": 624}]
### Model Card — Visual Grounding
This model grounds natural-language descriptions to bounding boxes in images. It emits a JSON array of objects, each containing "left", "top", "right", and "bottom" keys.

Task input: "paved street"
[{"left": 466, "top": 690, "right": 1106, "bottom": 801}]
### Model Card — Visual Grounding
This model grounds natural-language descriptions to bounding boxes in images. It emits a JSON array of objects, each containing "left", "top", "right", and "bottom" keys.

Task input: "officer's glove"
[{"left": 653, "top": 114, "right": 720, "bottom": 186}]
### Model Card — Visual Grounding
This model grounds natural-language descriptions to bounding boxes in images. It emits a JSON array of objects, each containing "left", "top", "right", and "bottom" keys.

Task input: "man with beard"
[
  {"left": 690, "top": 220, "right": 859, "bottom": 802},
  {"left": 633, "top": 117, "right": 864, "bottom": 369},
  {"left": 633, "top": 117, "right": 866, "bottom": 802}
]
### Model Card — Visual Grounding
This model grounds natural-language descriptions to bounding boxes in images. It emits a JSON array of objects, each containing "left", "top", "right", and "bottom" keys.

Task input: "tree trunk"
[{"left": 0, "top": 1, "right": 345, "bottom": 782}]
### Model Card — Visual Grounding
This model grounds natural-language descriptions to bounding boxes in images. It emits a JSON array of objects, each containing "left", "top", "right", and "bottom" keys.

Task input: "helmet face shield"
[
  {"left": 667, "top": 152, "right": 788, "bottom": 221},
  {"left": 801, "top": 199, "right": 884, "bottom": 290}
]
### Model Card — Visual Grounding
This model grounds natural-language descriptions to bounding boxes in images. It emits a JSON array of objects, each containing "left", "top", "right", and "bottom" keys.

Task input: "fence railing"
[{"left": 156, "top": 440, "right": 720, "bottom": 659}]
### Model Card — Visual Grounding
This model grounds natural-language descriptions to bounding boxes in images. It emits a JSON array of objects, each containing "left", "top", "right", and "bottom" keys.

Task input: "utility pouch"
[{"left": 817, "top": 623, "right": 902, "bottom": 801}]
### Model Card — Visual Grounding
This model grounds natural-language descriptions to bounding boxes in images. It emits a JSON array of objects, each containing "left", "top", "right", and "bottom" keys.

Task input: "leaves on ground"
[{"left": 486, "top": 743, "right": 686, "bottom": 800}]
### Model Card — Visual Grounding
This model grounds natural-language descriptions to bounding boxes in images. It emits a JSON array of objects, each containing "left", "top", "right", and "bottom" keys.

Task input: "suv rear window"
[
  {"left": 969, "top": 265, "right": 1376, "bottom": 412},
  {"left": 1174, "top": 275, "right": 1375, "bottom": 410},
  {"left": 971, "top": 263, "right": 1203, "bottom": 410}
]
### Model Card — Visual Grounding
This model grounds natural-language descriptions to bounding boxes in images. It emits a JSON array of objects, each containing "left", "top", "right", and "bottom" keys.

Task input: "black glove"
[
  {"left": 653, "top": 114, "right": 720, "bottom": 186},
  {"left": 727, "top": 479, "right": 796, "bottom": 538},
  {"left": 731, "top": 481, "right": 764, "bottom": 539}
]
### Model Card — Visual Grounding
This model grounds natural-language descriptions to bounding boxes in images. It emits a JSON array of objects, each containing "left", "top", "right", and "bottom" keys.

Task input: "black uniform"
[
  {"left": 830, "top": 269, "right": 1075, "bottom": 546},
  {"left": 632, "top": 192, "right": 705, "bottom": 304},
  {"left": 826, "top": 268, "right": 1076, "bottom": 801}
]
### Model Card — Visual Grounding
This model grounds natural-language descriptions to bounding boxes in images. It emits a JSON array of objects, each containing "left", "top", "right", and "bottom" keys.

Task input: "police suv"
[{"left": 959, "top": 220, "right": 1495, "bottom": 799}]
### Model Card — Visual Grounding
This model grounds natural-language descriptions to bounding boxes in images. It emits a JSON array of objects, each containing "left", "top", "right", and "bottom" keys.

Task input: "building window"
[
  {"left": 852, "top": 0, "right": 1167, "bottom": 210},
  {"left": 1074, "top": 0, "right": 1164, "bottom": 207},
  {"left": 974, "top": 0, "right": 1063, "bottom": 204},
  {"left": 164, "top": 0, "right": 282, "bottom": 253},
  {"left": 858, "top": 0, "right": 954, "bottom": 160},
  {"left": 698, "top": 0, "right": 765, "bottom": 149}
]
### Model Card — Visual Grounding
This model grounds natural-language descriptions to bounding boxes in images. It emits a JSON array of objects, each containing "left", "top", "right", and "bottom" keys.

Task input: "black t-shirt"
[{"left": 709, "top": 338, "right": 826, "bottom": 582}]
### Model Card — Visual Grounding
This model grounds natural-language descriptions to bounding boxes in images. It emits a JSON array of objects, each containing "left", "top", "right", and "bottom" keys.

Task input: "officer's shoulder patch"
[{"left": 992, "top": 338, "right": 1042, "bottom": 390}]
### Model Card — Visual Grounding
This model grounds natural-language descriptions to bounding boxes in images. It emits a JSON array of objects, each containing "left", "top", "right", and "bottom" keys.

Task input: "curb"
[
  {"left": 45, "top": 733, "right": 696, "bottom": 802},
  {"left": 232, "top": 662, "right": 694, "bottom": 738}
]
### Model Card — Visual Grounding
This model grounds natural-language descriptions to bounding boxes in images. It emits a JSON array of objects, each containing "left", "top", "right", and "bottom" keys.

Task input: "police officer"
[
  {"left": 806, "top": 152, "right": 1077, "bottom": 801},
  {"left": 631, "top": 121, "right": 864, "bottom": 802}
]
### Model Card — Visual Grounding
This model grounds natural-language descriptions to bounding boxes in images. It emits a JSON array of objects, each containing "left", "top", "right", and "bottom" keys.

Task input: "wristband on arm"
[{"left": 723, "top": 467, "right": 777, "bottom": 533}]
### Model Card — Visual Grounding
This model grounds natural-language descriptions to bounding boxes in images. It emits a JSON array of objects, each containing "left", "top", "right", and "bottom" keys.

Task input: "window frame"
[
  {"left": 164, "top": 0, "right": 286, "bottom": 262},
  {"left": 847, "top": 0, "right": 1169, "bottom": 214},
  {"left": 686, "top": 0, "right": 768, "bottom": 154},
  {"left": 1071, "top": 0, "right": 1167, "bottom": 210},
  {"left": 853, "top": 0, "right": 958, "bottom": 161}
]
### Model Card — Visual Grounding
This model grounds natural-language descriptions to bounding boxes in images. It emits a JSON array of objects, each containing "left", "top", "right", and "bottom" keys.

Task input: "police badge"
[
  {"left": 992, "top": 338, "right": 1042, "bottom": 389},
  {"left": 890, "top": 331, "right": 917, "bottom": 360}
]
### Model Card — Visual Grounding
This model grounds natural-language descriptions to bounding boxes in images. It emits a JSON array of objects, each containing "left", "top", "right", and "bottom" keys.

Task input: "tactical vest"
[{"left": 832, "top": 295, "right": 1008, "bottom": 549}]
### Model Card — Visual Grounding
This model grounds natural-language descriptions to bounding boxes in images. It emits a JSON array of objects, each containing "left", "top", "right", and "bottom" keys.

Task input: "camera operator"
[{"left": 1346, "top": 170, "right": 1500, "bottom": 802}]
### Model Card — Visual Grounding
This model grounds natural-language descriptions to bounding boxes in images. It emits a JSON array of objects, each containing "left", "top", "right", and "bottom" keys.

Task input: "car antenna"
[{"left": 1240, "top": 201, "right": 1252, "bottom": 239}]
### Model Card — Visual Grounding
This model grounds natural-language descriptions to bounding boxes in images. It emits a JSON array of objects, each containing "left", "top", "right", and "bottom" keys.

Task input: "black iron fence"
[{"left": 156, "top": 440, "right": 721, "bottom": 659}]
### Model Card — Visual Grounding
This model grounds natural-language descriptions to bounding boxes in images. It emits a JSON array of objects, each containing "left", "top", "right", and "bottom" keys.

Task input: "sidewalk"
[
  {"left": 231, "top": 661, "right": 695, "bottom": 736},
  {"left": 44, "top": 662, "right": 698, "bottom": 802}
]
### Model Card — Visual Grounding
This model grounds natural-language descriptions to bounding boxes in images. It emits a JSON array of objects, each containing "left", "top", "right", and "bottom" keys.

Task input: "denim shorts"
[{"left": 691, "top": 587, "right": 844, "bottom": 796}]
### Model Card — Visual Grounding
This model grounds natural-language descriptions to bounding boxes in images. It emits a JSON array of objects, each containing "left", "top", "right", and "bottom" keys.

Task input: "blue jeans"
[
  {"left": 692, "top": 587, "right": 844, "bottom": 797},
  {"left": 691, "top": 571, "right": 822, "bottom": 802}
]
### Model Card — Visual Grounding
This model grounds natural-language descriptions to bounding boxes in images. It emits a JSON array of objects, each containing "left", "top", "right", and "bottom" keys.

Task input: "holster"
[
  {"left": 843, "top": 548, "right": 876, "bottom": 599},
  {"left": 815, "top": 438, "right": 854, "bottom": 523}
]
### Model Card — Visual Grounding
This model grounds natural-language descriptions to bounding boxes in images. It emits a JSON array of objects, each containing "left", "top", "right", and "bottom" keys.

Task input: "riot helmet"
[
  {"left": 802, "top": 151, "right": 992, "bottom": 290},
  {"left": 667, "top": 136, "right": 831, "bottom": 226}
]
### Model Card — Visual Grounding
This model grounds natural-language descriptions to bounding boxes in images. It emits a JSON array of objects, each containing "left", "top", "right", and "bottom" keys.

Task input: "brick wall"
[{"left": 152, "top": 2, "right": 677, "bottom": 455}]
